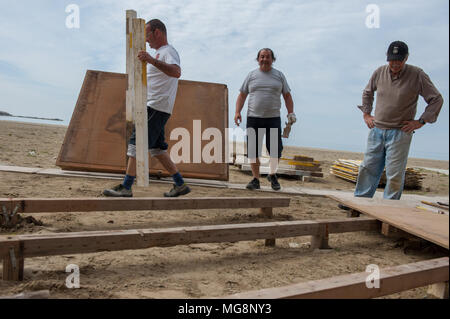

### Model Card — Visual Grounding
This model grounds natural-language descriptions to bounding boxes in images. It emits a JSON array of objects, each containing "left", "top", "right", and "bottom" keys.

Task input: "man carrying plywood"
[{"left": 103, "top": 19, "right": 190, "bottom": 198}]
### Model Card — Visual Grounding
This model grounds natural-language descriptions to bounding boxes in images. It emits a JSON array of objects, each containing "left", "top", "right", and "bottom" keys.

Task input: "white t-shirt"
[{"left": 147, "top": 44, "right": 180, "bottom": 114}]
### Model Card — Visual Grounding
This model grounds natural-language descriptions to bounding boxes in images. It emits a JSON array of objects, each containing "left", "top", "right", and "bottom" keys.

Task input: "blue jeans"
[{"left": 354, "top": 127, "right": 413, "bottom": 200}]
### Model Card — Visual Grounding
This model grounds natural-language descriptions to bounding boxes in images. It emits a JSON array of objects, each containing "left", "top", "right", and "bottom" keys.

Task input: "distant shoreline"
[
  {"left": 0, "top": 118, "right": 68, "bottom": 128},
  {"left": 0, "top": 113, "right": 63, "bottom": 122}
]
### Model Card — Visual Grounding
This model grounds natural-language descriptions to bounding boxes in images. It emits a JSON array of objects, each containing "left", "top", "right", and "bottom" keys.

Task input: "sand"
[{"left": 0, "top": 120, "right": 448, "bottom": 299}]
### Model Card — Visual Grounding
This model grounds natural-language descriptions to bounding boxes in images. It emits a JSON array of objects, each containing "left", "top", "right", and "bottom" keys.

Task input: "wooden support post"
[
  {"left": 311, "top": 224, "right": 330, "bottom": 250},
  {"left": 125, "top": 10, "right": 137, "bottom": 152},
  {"left": 427, "top": 282, "right": 449, "bottom": 299},
  {"left": 259, "top": 207, "right": 273, "bottom": 218},
  {"left": 380, "top": 222, "right": 412, "bottom": 238},
  {"left": 2, "top": 242, "right": 24, "bottom": 281},
  {"left": 347, "top": 209, "right": 360, "bottom": 218},
  {"left": 259, "top": 207, "right": 275, "bottom": 247},
  {"left": 132, "top": 18, "right": 149, "bottom": 187},
  {"left": 380, "top": 222, "right": 393, "bottom": 237}
]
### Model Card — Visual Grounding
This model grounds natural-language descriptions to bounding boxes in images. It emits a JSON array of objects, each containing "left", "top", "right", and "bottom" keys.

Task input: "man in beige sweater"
[{"left": 355, "top": 41, "right": 443, "bottom": 199}]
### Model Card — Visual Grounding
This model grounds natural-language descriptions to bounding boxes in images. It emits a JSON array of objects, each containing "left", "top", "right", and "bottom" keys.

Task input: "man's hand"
[
  {"left": 363, "top": 113, "right": 375, "bottom": 129},
  {"left": 287, "top": 113, "right": 297, "bottom": 125},
  {"left": 401, "top": 120, "right": 424, "bottom": 133},
  {"left": 137, "top": 51, "right": 154, "bottom": 64},
  {"left": 234, "top": 113, "right": 242, "bottom": 126}
]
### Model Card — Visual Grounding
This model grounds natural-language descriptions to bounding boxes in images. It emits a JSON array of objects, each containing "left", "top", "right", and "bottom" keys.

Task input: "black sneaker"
[
  {"left": 103, "top": 184, "right": 133, "bottom": 197},
  {"left": 164, "top": 184, "right": 191, "bottom": 197},
  {"left": 267, "top": 174, "right": 281, "bottom": 191},
  {"left": 246, "top": 178, "right": 260, "bottom": 190}
]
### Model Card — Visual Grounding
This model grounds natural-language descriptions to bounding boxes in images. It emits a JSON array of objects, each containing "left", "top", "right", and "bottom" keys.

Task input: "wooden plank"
[
  {"left": 152, "top": 80, "right": 229, "bottom": 180},
  {"left": 0, "top": 197, "right": 291, "bottom": 214},
  {"left": 132, "top": 18, "right": 149, "bottom": 187},
  {"left": 56, "top": 75, "right": 230, "bottom": 180},
  {"left": 125, "top": 9, "right": 137, "bottom": 123},
  {"left": 224, "top": 257, "right": 449, "bottom": 299},
  {"left": 329, "top": 196, "right": 449, "bottom": 249},
  {"left": 0, "top": 165, "right": 231, "bottom": 188},
  {"left": 125, "top": 10, "right": 137, "bottom": 153},
  {"left": 0, "top": 218, "right": 379, "bottom": 260},
  {"left": 56, "top": 70, "right": 128, "bottom": 173},
  {"left": 0, "top": 290, "right": 50, "bottom": 299}
]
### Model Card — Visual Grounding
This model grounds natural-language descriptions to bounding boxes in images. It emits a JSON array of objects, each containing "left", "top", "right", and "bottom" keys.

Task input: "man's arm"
[
  {"left": 417, "top": 71, "right": 444, "bottom": 124},
  {"left": 358, "top": 70, "right": 378, "bottom": 129},
  {"left": 401, "top": 71, "right": 443, "bottom": 133},
  {"left": 137, "top": 51, "right": 181, "bottom": 78},
  {"left": 283, "top": 92, "right": 294, "bottom": 114},
  {"left": 234, "top": 92, "right": 247, "bottom": 126}
]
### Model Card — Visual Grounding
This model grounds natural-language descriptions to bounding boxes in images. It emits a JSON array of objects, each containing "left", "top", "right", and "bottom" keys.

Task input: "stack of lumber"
[
  {"left": 330, "top": 159, "right": 423, "bottom": 190},
  {"left": 232, "top": 153, "right": 323, "bottom": 178},
  {"left": 330, "top": 159, "right": 361, "bottom": 182},
  {"left": 379, "top": 168, "right": 424, "bottom": 190}
]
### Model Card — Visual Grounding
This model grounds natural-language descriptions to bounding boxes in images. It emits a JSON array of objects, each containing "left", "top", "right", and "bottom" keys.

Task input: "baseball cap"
[{"left": 386, "top": 41, "right": 409, "bottom": 61}]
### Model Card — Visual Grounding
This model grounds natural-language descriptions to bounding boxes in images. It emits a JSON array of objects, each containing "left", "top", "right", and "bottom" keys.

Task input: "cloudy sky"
[{"left": 0, "top": 0, "right": 448, "bottom": 160}]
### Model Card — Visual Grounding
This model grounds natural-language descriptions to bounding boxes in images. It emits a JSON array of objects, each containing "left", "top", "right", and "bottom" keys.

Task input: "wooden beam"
[
  {"left": 0, "top": 197, "right": 290, "bottom": 214},
  {"left": 223, "top": 257, "right": 449, "bottom": 299},
  {"left": 0, "top": 218, "right": 380, "bottom": 261},
  {"left": 125, "top": 10, "right": 137, "bottom": 151},
  {"left": 0, "top": 290, "right": 50, "bottom": 299},
  {"left": 132, "top": 18, "right": 149, "bottom": 187}
]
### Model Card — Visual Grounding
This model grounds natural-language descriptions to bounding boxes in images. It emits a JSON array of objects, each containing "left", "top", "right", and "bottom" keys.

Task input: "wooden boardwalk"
[{"left": 330, "top": 195, "right": 449, "bottom": 249}]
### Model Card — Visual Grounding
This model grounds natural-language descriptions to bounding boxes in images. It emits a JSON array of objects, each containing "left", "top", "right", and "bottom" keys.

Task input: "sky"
[{"left": 0, "top": 0, "right": 448, "bottom": 160}]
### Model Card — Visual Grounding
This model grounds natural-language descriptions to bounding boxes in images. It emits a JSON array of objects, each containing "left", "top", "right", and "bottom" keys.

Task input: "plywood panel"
[
  {"left": 151, "top": 80, "right": 229, "bottom": 180},
  {"left": 57, "top": 71, "right": 229, "bottom": 180},
  {"left": 329, "top": 196, "right": 449, "bottom": 249},
  {"left": 57, "top": 71, "right": 128, "bottom": 171}
]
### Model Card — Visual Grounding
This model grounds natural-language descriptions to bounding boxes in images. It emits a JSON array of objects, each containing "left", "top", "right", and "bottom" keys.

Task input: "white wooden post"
[
  {"left": 125, "top": 10, "right": 137, "bottom": 123},
  {"left": 131, "top": 18, "right": 149, "bottom": 186},
  {"left": 125, "top": 10, "right": 137, "bottom": 157}
]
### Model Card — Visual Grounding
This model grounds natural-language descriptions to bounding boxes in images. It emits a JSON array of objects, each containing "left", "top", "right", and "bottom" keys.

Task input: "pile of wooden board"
[
  {"left": 232, "top": 153, "right": 323, "bottom": 179},
  {"left": 330, "top": 159, "right": 423, "bottom": 189}
]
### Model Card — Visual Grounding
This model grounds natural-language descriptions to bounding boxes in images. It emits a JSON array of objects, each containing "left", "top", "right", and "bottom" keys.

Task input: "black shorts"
[
  {"left": 246, "top": 116, "right": 283, "bottom": 159},
  {"left": 128, "top": 107, "right": 170, "bottom": 151}
]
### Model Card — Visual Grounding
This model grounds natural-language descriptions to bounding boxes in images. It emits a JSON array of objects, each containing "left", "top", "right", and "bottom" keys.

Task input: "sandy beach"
[{"left": 0, "top": 120, "right": 448, "bottom": 299}]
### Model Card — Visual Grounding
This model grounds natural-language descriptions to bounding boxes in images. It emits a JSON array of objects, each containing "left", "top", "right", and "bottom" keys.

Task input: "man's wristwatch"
[{"left": 418, "top": 118, "right": 426, "bottom": 125}]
